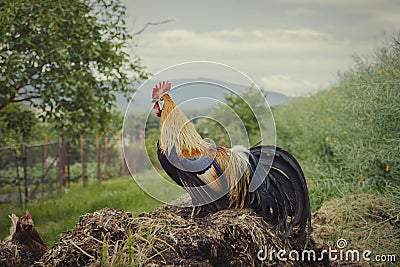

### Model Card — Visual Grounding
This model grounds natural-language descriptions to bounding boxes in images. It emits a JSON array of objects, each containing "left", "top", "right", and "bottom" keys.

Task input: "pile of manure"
[{"left": 3, "top": 195, "right": 331, "bottom": 266}]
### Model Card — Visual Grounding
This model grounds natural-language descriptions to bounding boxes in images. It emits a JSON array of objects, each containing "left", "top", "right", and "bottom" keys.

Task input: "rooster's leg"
[{"left": 190, "top": 206, "right": 202, "bottom": 221}]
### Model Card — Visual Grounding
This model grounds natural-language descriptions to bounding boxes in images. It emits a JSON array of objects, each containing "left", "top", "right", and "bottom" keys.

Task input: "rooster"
[
  {"left": 152, "top": 81, "right": 311, "bottom": 245},
  {"left": 10, "top": 210, "right": 49, "bottom": 262}
]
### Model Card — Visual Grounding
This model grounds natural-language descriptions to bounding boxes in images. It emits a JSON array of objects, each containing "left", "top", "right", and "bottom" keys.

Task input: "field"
[
  {"left": 0, "top": 37, "right": 399, "bottom": 265},
  {"left": 0, "top": 172, "right": 162, "bottom": 246}
]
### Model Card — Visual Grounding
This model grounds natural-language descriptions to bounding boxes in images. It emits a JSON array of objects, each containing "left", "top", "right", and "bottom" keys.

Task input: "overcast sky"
[{"left": 121, "top": 0, "right": 399, "bottom": 97}]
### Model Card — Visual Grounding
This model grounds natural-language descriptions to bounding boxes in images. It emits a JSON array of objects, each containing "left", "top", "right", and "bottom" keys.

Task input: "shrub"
[{"left": 273, "top": 35, "right": 400, "bottom": 209}]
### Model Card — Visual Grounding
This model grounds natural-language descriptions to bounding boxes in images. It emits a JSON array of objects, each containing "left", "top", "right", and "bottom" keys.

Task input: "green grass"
[
  {"left": 0, "top": 171, "right": 165, "bottom": 246},
  {"left": 0, "top": 184, "right": 21, "bottom": 194}
]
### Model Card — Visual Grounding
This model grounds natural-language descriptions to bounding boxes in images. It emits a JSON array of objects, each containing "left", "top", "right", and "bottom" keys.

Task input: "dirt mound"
[
  {"left": 33, "top": 208, "right": 131, "bottom": 267},
  {"left": 1, "top": 194, "right": 333, "bottom": 266},
  {"left": 26, "top": 198, "right": 326, "bottom": 266},
  {"left": 0, "top": 241, "right": 34, "bottom": 267},
  {"left": 3, "top": 193, "right": 396, "bottom": 266}
]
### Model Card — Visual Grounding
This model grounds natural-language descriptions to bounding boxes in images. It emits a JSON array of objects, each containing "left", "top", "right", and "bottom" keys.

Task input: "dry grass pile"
[
  {"left": 32, "top": 208, "right": 132, "bottom": 266},
  {"left": 313, "top": 193, "right": 399, "bottom": 264},
  {"left": 21, "top": 195, "right": 327, "bottom": 267},
  {"left": 0, "top": 241, "right": 34, "bottom": 267},
  {"left": 11, "top": 193, "right": 393, "bottom": 266},
  {"left": 123, "top": 206, "right": 294, "bottom": 266},
  {"left": 32, "top": 206, "right": 297, "bottom": 266},
  {"left": 1, "top": 191, "right": 397, "bottom": 266}
]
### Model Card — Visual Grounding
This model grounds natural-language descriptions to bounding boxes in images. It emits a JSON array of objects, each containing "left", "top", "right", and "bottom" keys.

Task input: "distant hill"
[
  {"left": 117, "top": 79, "right": 294, "bottom": 114},
  {"left": 265, "top": 91, "right": 293, "bottom": 106}
]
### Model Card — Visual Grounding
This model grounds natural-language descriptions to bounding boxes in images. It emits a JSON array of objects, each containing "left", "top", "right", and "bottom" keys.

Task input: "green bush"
[
  {"left": 69, "top": 162, "right": 121, "bottom": 182},
  {"left": 273, "top": 35, "right": 400, "bottom": 210}
]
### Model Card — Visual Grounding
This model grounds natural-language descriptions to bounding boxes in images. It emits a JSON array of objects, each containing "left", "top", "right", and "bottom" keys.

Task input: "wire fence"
[
  {"left": 123, "top": 134, "right": 148, "bottom": 174},
  {"left": 0, "top": 134, "right": 138, "bottom": 206}
]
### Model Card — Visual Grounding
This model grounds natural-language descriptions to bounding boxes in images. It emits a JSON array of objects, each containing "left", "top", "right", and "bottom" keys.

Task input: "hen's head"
[
  {"left": 152, "top": 81, "right": 171, "bottom": 117},
  {"left": 18, "top": 209, "right": 34, "bottom": 231}
]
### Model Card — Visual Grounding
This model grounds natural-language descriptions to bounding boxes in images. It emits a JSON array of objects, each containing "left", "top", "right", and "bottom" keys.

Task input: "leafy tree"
[
  {"left": 207, "top": 88, "right": 271, "bottom": 147},
  {"left": 0, "top": 0, "right": 148, "bottom": 139},
  {"left": 0, "top": 104, "right": 38, "bottom": 146},
  {"left": 124, "top": 112, "right": 158, "bottom": 140}
]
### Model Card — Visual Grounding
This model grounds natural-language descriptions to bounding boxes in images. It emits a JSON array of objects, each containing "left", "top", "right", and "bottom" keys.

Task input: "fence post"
[
  {"left": 42, "top": 137, "right": 48, "bottom": 198},
  {"left": 80, "top": 134, "right": 86, "bottom": 187},
  {"left": 58, "top": 135, "right": 62, "bottom": 196},
  {"left": 96, "top": 134, "right": 101, "bottom": 181},
  {"left": 60, "top": 135, "right": 67, "bottom": 189},
  {"left": 14, "top": 147, "right": 22, "bottom": 207},
  {"left": 123, "top": 135, "right": 131, "bottom": 175},
  {"left": 23, "top": 145, "right": 28, "bottom": 206},
  {"left": 103, "top": 134, "right": 108, "bottom": 180},
  {"left": 132, "top": 135, "right": 137, "bottom": 173},
  {"left": 66, "top": 141, "right": 70, "bottom": 188}
]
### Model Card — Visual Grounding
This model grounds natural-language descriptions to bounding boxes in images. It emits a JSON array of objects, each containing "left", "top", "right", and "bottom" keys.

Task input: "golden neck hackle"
[
  {"left": 158, "top": 94, "right": 252, "bottom": 208},
  {"left": 159, "top": 94, "right": 207, "bottom": 158}
]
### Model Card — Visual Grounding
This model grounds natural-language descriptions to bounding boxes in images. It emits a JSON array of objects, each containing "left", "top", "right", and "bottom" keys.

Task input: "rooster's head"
[{"left": 152, "top": 81, "right": 171, "bottom": 117}]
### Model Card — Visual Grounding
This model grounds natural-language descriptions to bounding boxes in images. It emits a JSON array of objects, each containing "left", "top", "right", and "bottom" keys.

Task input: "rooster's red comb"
[
  {"left": 25, "top": 209, "right": 32, "bottom": 220},
  {"left": 152, "top": 81, "right": 171, "bottom": 102}
]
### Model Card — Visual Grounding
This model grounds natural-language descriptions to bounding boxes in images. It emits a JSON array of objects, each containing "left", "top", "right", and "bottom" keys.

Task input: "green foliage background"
[
  {"left": 0, "top": 0, "right": 148, "bottom": 143},
  {"left": 273, "top": 36, "right": 400, "bottom": 210}
]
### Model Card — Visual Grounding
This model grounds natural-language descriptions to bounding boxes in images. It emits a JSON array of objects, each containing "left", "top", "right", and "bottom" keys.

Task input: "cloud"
[
  {"left": 135, "top": 27, "right": 377, "bottom": 96},
  {"left": 285, "top": 7, "right": 320, "bottom": 17},
  {"left": 275, "top": 0, "right": 396, "bottom": 8},
  {"left": 260, "top": 74, "right": 332, "bottom": 97}
]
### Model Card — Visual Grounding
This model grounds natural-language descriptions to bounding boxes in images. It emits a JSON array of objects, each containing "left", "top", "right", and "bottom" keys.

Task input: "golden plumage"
[
  {"left": 216, "top": 147, "right": 252, "bottom": 209},
  {"left": 159, "top": 94, "right": 253, "bottom": 209},
  {"left": 159, "top": 94, "right": 211, "bottom": 158}
]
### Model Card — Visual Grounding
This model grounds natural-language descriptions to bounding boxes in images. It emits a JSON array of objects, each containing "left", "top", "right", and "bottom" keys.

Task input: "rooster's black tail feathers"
[{"left": 249, "top": 145, "right": 311, "bottom": 247}]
